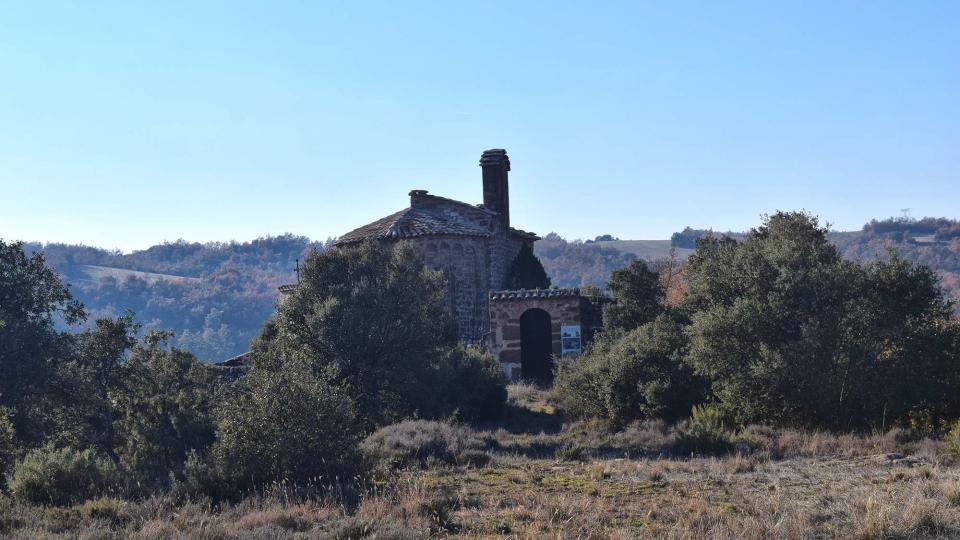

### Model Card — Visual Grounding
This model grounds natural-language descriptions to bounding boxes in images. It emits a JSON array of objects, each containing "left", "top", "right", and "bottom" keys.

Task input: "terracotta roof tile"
[{"left": 335, "top": 192, "right": 538, "bottom": 244}]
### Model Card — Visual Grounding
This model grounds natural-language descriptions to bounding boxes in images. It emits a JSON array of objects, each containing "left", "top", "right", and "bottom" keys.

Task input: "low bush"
[
  {"left": 212, "top": 356, "right": 361, "bottom": 492},
  {"left": 174, "top": 450, "right": 226, "bottom": 501},
  {"left": 456, "top": 449, "right": 492, "bottom": 467},
  {"left": 554, "top": 316, "right": 703, "bottom": 426},
  {"left": 435, "top": 346, "right": 508, "bottom": 422},
  {"left": 671, "top": 405, "right": 734, "bottom": 456},
  {"left": 555, "top": 442, "right": 588, "bottom": 462},
  {"left": 361, "top": 421, "right": 491, "bottom": 470},
  {"left": 9, "top": 444, "right": 120, "bottom": 506}
]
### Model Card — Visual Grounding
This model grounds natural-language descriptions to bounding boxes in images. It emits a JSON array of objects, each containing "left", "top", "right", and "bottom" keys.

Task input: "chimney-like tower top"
[
  {"left": 409, "top": 189, "right": 430, "bottom": 207},
  {"left": 480, "top": 149, "right": 510, "bottom": 231},
  {"left": 479, "top": 148, "right": 510, "bottom": 170}
]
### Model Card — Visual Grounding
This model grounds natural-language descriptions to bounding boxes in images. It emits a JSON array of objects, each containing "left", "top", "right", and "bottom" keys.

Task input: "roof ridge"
[{"left": 417, "top": 192, "right": 500, "bottom": 216}]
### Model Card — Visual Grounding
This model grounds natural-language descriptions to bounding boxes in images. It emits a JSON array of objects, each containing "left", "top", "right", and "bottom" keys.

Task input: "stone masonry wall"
[
  {"left": 408, "top": 235, "right": 491, "bottom": 342},
  {"left": 488, "top": 236, "right": 527, "bottom": 291}
]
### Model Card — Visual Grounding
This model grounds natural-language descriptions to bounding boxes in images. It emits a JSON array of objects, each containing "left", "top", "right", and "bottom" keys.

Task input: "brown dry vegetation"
[{"left": 4, "top": 385, "right": 960, "bottom": 539}]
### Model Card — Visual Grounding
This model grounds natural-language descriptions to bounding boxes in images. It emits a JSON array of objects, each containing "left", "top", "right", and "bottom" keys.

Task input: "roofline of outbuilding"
[{"left": 489, "top": 288, "right": 580, "bottom": 300}]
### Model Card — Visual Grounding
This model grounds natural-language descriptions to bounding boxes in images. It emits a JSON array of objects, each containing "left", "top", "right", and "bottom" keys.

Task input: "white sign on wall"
[{"left": 561, "top": 325, "right": 582, "bottom": 357}]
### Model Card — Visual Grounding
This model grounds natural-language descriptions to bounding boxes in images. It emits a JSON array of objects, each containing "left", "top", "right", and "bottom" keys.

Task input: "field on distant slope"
[
  {"left": 71, "top": 264, "right": 201, "bottom": 286},
  {"left": 5, "top": 384, "right": 960, "bottom": 539},
  {"left": 595, "top": 239, "right": 694, "bottom": 262}
]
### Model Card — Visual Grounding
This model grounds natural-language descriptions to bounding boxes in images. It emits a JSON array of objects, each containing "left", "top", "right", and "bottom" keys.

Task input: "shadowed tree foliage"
[
  {"left": 505, "top": 243, "right": 551, "bottom": 290},
  {"left": 0, "top": 240, "right": 85, "bottom": 444},
  {"left": 43, "top": 316, "right": 138, "bottom": 456},
  {"left": 204, "top": 240, "right": 507, "bottom": 492},
  {"left": 111, "top": 332, "right": 216, "bottom": 485},
  {"left": 259, "top": 240, "right": 503, "bottom": 428},
  {"left": 602, "top": 259, "right": 665, "bottom": 332},
  {"left": 684, "top": 211, "right": 960, "bottom": 429}
]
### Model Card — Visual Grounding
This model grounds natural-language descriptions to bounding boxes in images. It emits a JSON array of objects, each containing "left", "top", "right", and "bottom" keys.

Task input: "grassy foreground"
[{"left": 3, "top": 384, "right": 960, "bottom": 539}]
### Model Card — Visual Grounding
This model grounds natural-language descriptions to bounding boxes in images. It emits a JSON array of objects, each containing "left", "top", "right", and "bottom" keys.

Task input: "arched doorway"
[{"left": 520, "top": 308, "right": 553, "bottom": 382}]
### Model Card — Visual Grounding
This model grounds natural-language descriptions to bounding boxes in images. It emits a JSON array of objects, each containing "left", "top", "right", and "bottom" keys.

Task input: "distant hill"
[
  {"left": 23, "top": 235, "right": 325, "bottom": 362},
  {"left": 535, "top": 218, "right": 960, "bottom": 309},
  {"left": 533, "top": 234, "right": 635, "bottom": 288},
  {"left": 828, "top": 218, "right": 960, "bottom": 307},
  {"left": 20, "top": 217, "right": 960, "bottom": 362}
]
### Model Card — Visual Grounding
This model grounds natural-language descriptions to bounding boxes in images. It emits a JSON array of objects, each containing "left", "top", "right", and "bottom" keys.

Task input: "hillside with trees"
[
  {"left": 13, "top": 216, "right": 960, "bottom": 364},
  {"left": 538, "top": 218, "right": 960, "bottom": 309},
  {"left": 20, "top": 235, "right": 324, "bottom": 361},
  {"left": 831, "top": 217, "right": 960, "bottom": 306}
]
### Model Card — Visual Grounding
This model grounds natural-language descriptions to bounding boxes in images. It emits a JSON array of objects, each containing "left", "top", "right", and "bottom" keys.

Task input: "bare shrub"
[
  {"left": 361, "top": 420, "right": 491, "bottom": 470},
  {"left": 738, "top": 426, "right": 942, "bottom": 461},
  {"left": 507, "top": 382, "right": 541, "bottom": 405},
  {"left": 613, "top": 419, "right": 678, "bottom": 455},
  {"left": 711, "top": 454, "right": 755, "bottom": 475},
  {"left": 855, "top": 491, "right": 952, "bottom": 539},
  {"left": 231, "top": 503, "right": 314, "bottom": 532}
]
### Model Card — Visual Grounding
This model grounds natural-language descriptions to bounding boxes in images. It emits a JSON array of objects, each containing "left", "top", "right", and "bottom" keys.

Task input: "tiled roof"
[
  {"left": 510, "top": 227, "right": 539, "bottom": 240},
  {"left": 489, "top": 288, "right": 581, "bottom": 300},
  {"left": 336, "top": 206, "right": 490, "bottom": 243},
  {"left": 335, "top": 192, "right": 538, "bottom": 244}
]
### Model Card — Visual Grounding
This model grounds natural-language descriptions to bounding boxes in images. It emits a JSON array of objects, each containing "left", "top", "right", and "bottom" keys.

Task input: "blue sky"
[{"left": 1, "top": 1, "right": 958, "bottom": 252}]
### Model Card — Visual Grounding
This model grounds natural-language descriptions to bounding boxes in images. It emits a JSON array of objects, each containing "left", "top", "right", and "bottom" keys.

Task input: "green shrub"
[
  {"left": 175, "top": 450, "right": 226, "bottom": 501},
  {"left": 944, "top": 421, "right": 960, "bottom": 460},
  {"left": 212, "top": 354, "right": 361, "bottom": 491},
  {"left": 254, "top": 243, "right": 509, "bottom": 430},
  {"left": 9, "top": 444, "right": 119, "bottom": 506},
  {"left": 554, "top": 316, "right": 703, "bottom": 425},
  {"left": 683, "top": 212, "right": 960, "bottom": 429},
  {"left": 361, "top": 420, "right": 490, "bottom": 470},
  {"left": 672, "top": 405, "right": 734, "bottom": 456},
  {"left": 602, "top": 259, "right": 664, "bottom": 332},
  {"left": 435, "top": 346, "right": 508, "bottom": 422}
]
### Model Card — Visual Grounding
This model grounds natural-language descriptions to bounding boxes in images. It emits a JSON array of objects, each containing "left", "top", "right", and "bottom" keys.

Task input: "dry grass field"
[{"left": 3, "top": 384, "right": 960, "bottom": 539}]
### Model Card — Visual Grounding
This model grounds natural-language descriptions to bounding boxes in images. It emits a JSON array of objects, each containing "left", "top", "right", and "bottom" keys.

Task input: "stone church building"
[
  {"left": 335, "top": 149, "right": 535, "bottom": 343},
  {"left": 332, "top": 149, "right": 600, "bottom": 381}
]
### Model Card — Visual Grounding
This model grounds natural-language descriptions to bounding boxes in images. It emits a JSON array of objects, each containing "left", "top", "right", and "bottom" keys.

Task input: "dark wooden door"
[{"left": 520, "top": 308, "right": 553, "bottom": 383}]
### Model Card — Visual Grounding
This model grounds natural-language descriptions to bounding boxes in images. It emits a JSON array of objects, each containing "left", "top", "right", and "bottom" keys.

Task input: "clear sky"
[{"left": 1, "top": 1, "right": 958, "bottom": 252}]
